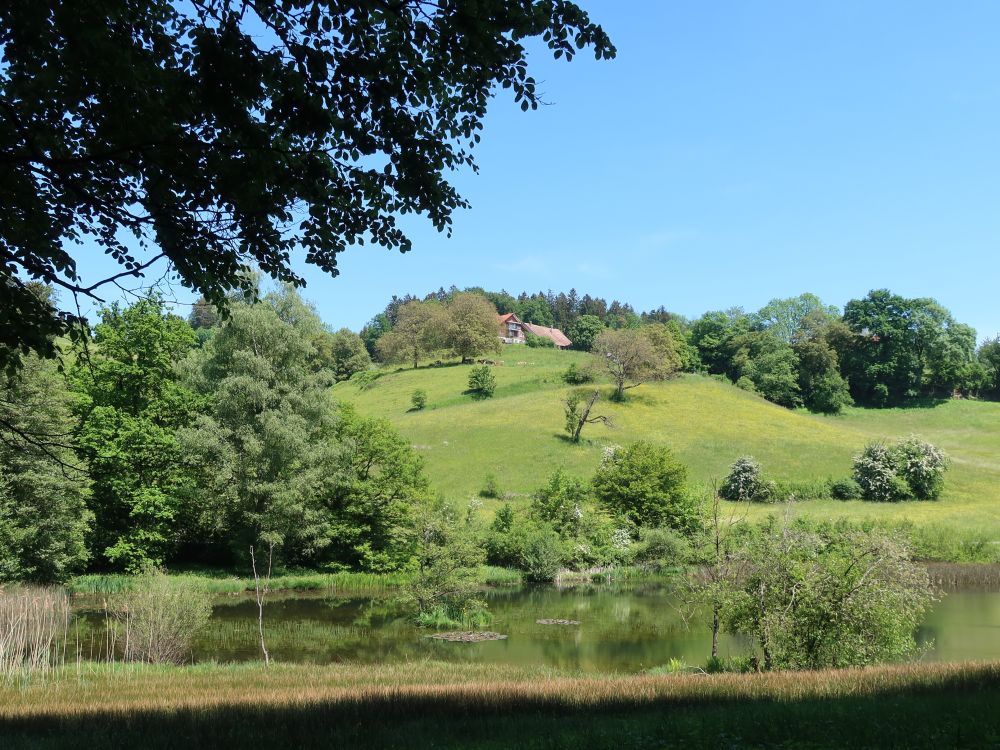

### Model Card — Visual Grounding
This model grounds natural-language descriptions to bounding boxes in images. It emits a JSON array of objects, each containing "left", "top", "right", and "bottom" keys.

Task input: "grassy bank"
[
  {"left": 1, "top": 660, "right": 999, "bottom": 748},
  {"left": 65, "top": 566, "right": 523, "bottom": 596}
]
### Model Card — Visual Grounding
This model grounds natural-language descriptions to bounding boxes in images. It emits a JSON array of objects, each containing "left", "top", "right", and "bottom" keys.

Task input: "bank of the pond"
[
  {"left": 2, "top": 661, "right": 999, "bottom": 749},
  {"left": 65, "top": 560, "right": 1000, "bottom": 597},
  {"left": 65, "top": 565, "right": 525, "bottom": 596}
]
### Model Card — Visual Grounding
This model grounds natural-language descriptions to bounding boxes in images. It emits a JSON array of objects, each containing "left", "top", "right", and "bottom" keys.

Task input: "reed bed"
[
  {"left": 68, "top": 567, "right": 522, "bottom": 599},
  {"left": 924, "top": 562, "right": 1000, "bottom": 589},
  {"left": 66, "top": 571, "right": 415, "bottom": 597},
  {"left": 0, "top": 587, "right": 70, "bottom": 679},
  {"left": 478, "top": 566, "right": 523, "bottom": 586}
]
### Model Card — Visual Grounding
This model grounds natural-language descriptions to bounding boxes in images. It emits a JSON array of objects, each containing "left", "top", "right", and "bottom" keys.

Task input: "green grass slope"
[{"left": 333, "top": 347, "right": 1000, "bottom": 532}]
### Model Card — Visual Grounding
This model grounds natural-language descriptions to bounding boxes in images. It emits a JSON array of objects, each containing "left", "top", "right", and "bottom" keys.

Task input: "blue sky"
[{"left": 75, "top": 1, "right": 1000, "bottom": 338}]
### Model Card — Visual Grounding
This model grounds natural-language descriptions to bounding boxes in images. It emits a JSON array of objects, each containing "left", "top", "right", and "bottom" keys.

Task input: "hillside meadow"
[{"left": 333, "top": 346, "right": 1000, "bottom": 534}]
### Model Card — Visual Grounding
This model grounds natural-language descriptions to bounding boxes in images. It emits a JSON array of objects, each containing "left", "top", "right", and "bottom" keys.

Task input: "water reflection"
[{"left": 75, "top": 583, "right": 1000, "bottom": 672}]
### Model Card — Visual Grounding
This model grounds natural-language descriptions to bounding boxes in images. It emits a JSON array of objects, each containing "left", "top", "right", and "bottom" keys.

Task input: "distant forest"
[{"left": 360, "top": 286, "right": 1000, "bottom": 411}]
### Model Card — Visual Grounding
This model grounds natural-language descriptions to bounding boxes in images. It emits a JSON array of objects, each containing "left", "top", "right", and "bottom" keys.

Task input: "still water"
[{"left": 116, "top": 583, "right": 1000, "bottom": 672}]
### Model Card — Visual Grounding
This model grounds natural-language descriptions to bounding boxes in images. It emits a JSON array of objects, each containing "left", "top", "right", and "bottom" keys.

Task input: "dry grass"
[
  {"left": 925, "top": 562, "right": 1000, "bottom": 589},
  {"left": 0, "top": 587, "right": 70, "bottom": 679},
  {"left": 2, "top": 660, "right": 999, "bottom": 748},
  {"left": 2, "top": 659, "right": 998, "bottom": 719}
]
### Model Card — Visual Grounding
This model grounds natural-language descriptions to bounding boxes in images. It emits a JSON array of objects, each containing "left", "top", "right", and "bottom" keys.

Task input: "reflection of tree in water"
[
  {"left": 72, "top": 584, "right": 760, "bottom": 670},
  {"left": 68, "top": 584, "right": 998, "bottom": 669}
]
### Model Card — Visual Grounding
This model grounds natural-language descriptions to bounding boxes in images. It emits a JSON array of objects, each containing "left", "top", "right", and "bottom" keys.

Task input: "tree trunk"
[
  {"left": 711, "top": 605, "right": 719, "bottom": 659},
  {"left": 572, "top": 389, "right": 600, "bottom": 442},
  {"left": 759, "top": 580, "right": 771, "bottom": 671},
  {"left": 251, "top": 543, "right": 273, "bottom": 666}
]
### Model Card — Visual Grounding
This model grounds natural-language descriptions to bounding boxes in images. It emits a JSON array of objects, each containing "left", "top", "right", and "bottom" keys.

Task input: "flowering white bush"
[
  {"left": 720, "top": 456, "right": 770, "bottom": 502},
  {"left": 853, "top": 437, "right": 948, "bottom": 502},
  {"left": 601, "top": 444, "right": 622, "bottom": 466},
  {"left": 894, "top": 435, "right": 948, "bottom": 500},
  {"left": 611, "top": 527, "right": 632, "bottom": 552},
  {"left": 852, "top": 442, "right": 902, "bottom": 502}
]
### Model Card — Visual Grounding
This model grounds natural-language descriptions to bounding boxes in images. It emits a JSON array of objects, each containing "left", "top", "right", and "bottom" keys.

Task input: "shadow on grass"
[
  {"left": 462, "top": 389, "right": 491, "bottom": 400},
  {"left": 853, "top": 396, "right": 951, "bottom": 410},
  {"left": 3, "top": 670, "right": 1000, "bottom": 749}
]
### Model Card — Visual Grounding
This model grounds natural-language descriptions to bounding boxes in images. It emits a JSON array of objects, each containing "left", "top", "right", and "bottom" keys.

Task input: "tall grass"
[
  {"left": 925, "top": 562, "right": 1000, "bottom": 589},
  {"left": 0, "top": 587, "right": 69, "bottom": 679},
  {"left": 478, "top": 566, "right": 522, "bottom": 586},
  {"left": 68, "top": 568, "right": 518, "bottom": 598},
  {"left": 105, "top": 572, "right": 213, "bottom": 664},
  {"left": 67, "top": 570, "right": 415, "bottom": 597}
]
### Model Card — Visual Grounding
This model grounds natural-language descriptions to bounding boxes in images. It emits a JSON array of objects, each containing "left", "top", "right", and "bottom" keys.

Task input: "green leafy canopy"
[{"left": 1, "top": 0, "right": 614, "bottom": 371}]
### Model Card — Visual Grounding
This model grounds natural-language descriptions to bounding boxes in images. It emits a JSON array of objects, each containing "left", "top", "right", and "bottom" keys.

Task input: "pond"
[{"left": 78, "top": 582, "right": 1000, "bottom": 671}]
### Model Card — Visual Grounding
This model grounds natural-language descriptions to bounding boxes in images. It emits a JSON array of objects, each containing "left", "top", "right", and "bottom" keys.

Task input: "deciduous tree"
[
  {"left": 591, "top": 329, "right": 664, "bottom": 401},
  {"left": 714, "top": 521, "right": 933, "bottom": 670},
  {"left": 592, "top": 442, "right": 697, "bottom": 531},
  {"left": 446, "top": 293, "right": 502, "bottom": 362},
  {"left": 323, "top": 328, "right": 372, "bottom": 382},
  {"left": 0, "top": 354, "right": 91, "bottom": 582},
  {"left": 568, "top": 314, "right": 604, "bottom": 351},
  {"left": 73, "top": 296, "right": 199, "bottom": 571},
  {"left": 376, "top": 301, "right": 446, "bottom": 368},
  {"left": 1, "top": 0, "right": 614, "bottom": 371},
  {"left": 178, "top": 294, "right": 341, "bottom": 563}
]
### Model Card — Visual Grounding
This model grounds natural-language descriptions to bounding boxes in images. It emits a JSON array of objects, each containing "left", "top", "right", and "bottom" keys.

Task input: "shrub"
[
  {"left": 520, "top": 526, "right": 564, "bottom": 582},
  {"left": 735, "top": 375, "right": 757, "bottom": 393},
  {"left": 561, "top": 363, "right": 593, "bottom": 385},
  {"left": 719, "top": 457, "right": 769, "bottom": 503},
  {"left": 829, "top": 477, "right": 862, "bottom": 500},
  {"left": 525, "top": 332, "right": 555, "bottom": 348},
  {"left": 895, "top": 436, "right": 948, "bottom": 500},
  {"left": 563, "top": 514, "right": 632, "bottom": 570},
  {"left": 483, "top": 503, "right": 524, "bottom": 568},
  {"left": 107, "top": 570, "right": 212, "bottom": 664},
  {"left": 410, "top": 389, "right": 427, "bottom": 410},
  {"left": 853, "top": 438, "right": 948, "bottom": 502},
  {"left": 480, "top": 473, "right": 503, "bottom": 499},
  {"left": 467, "top": 365, "right": 496, "bottom": 398},
  {"left": 853, "top": 442, "right": 902, "bottom": 502},
  {"left": 592, "top": 442, "right": 697, "bottom": 531},
  {"left": 714, "top": 523, "right": 934, "bottom": 669},
  {"left": 632, "top": 526, "right": 691, "bottom": 570},
  {"left": 532, "top": 469, "right": 589, "bottom": 536},
  {"left": 769, "top": 479, "right": 829, "bottom": 502},
  {"left": 404, "top": 502, "right": 487, "bottom": 626}
]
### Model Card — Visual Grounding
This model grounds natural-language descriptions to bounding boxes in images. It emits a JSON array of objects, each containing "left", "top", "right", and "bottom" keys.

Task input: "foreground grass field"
[
  {"left": 333, "top": 347, "right": 1000, "bottom": 536},
  {"left": 2, "top": 660, "right": 998, "bottom": 748}
]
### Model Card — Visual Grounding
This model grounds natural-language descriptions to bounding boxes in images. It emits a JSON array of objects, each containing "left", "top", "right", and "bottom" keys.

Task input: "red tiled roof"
[
  {"left": 498, "top": 312, "right": 520, "bottom": 323},
  {"left": 523, "top": 323, "right": 572, "bottom": 348}
]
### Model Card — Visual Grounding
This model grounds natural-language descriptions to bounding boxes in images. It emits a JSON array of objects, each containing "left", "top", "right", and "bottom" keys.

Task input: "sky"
[{"left": 73, "top": 0, "right": 1000, "bottom": 339}]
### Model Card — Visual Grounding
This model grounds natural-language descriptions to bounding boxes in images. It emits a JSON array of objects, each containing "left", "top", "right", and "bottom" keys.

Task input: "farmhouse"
[{"left": 497, "top": 313, "right": 572, "bottom": 348}]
